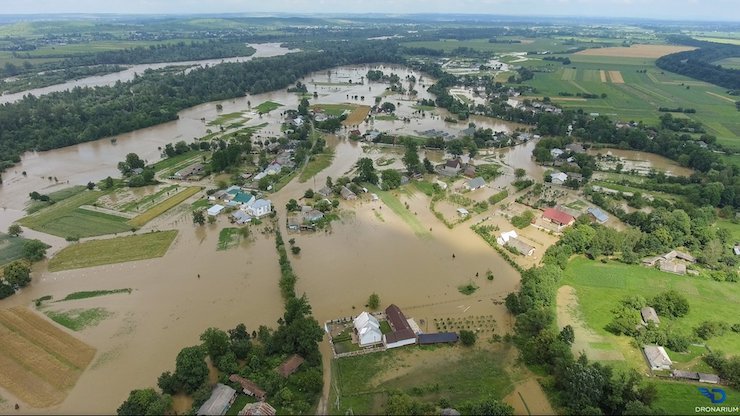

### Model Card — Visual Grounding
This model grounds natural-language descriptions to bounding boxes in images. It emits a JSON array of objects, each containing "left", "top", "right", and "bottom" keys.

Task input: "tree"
[
  {"left": 368, "top": 293, "right": 380, "bottom": 310},
  {"left": 22, "top": 239, "right": 48, "bottom": 262},
  {"left": 402, "top": 141, "right": 421, "bottom": 174},
  {"left": 381, "top": 169, "right": 402, "bottom": 190},
  {"left": 356, "top": 157, "right": 378, "bottom": 184},
  {"left": 174, "top": 346, "right": 208, "bottom": 394},
  {"left": 200, "top": 327, "right": 230, "bottom": 361},
  {"left": 3, "top": 261, "right": 31, "bottom": 289},
  {"left": 193, "top": 210, "right": 206, "bottom": 226},
  {"left": 460, "top": 330, "right": 477, "bottom": 346},
  {"left": 7, "top": 224, "right": 22, "bottom": 237}
]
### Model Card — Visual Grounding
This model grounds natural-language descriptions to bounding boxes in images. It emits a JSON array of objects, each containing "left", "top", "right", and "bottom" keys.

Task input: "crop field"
[
  {"left": 574, "top": 44, "right": 696, "bottom": 58},
  {"left": 343, "top": 105, "right": 372, "bottom": 126},
  {"left": 127, "top": 186, "right": 202, "bottom": 228},
  {"left": 48, "top": 230, "right": 178, "bottom": 272},
  {"left": 19, "top": 190, "right": 132, "bottom": 238},
  {"left": 0, "top": 307, "right": 96, "bottom": 407},
  {"left": 0, "top": 233, "right": 28, "bottom": 266},
  {"left": 562, "top": 257, "right": 740, "bottom": 357},
  {"left": 523, "top": 55, "right": 740, "bottom": 153}
]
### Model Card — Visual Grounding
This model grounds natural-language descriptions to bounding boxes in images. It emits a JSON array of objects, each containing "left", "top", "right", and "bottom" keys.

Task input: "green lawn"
[
  {"left": 254, "top": 101, "right": 283, "bottom": 114},
  {"left": 562, "top": 257, "right": 740, "bottom": 356},
  {"left": 0, "top": 233, "right": 28, "bottom": 267},
  {"left": 298, "top": 150, "right": 334, "bottom": 183},
  {"left": 329, "top": 347, "right": 515, "bottom": 415},
  {"left": 19, "top": 190, "right": 132, "bottom": 238},
  {"left": 48, "top": 230, "right": 178, "bottom": 272},
  {"left": 650, "top": 379, "right": 740, "bottom": 415},
  {"left": 366, "top": 184, "right": 431, "bottom": 239}
]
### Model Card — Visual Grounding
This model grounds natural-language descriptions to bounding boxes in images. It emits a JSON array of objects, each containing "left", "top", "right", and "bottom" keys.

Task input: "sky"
[{"left": 2, "top": 0, "right": 739, "bottom": 22}]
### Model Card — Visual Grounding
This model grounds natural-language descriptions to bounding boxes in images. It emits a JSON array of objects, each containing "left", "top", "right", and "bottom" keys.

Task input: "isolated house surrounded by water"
[
  {"left": 196, "top": 383, "right": 236, "bottom": 416},
  {"left": 354, "top": 311, "right": 383, "bottom": 347}
]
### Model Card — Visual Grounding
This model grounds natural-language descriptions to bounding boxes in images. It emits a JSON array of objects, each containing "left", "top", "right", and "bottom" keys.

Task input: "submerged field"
[
  {"left": 48, "top": 230, "right": 178, "bottom": 272},
  {"left": 561, "top": 257, "right": 740, "bottom": 357}
]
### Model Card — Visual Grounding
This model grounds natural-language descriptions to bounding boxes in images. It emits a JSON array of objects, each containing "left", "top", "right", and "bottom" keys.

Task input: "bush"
[{"left": 460, "top": 330, "right": 477, "bottom": 346}]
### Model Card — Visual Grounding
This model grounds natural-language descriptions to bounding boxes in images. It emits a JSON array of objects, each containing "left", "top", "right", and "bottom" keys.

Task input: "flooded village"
[{"left": 0, "top": 38, "right": 728, "bottom": 416}]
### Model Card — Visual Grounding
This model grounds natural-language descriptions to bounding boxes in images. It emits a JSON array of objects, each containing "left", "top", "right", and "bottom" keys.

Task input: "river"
[{"left": 0, "top": 60, "right": 536, "bottom": 414}]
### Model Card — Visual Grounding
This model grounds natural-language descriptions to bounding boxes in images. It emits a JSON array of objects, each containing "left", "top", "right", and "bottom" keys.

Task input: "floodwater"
[
  {"left": 0, "top": 43, "right": 297, "bottom": 104},
  {"left": 587, "top": 147, "right": 694, "bottom": 177},
  {"left": 0, "top": 60, "right": 537, "bottom": 414}
]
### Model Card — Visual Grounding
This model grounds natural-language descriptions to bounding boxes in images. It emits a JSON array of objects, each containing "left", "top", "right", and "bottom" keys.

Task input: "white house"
[
  {"left": 247, "top": 199, "right": 272, "bottom": 218},
  {"left": 550, "top": 171, "right": 568, "bottom": 185},
  {"left": 207, "top": 204, "right": 225, "bottom": 216},
  {"left": 353, "top": 312, "right": 383, "bottom": 347}
]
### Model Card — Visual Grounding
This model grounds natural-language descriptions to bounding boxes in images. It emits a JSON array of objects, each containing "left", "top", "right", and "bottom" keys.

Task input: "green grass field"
[
  {"left": 127, "top": 186, "right": 202, "bottom": 228},
  {"left": 329, "top": 347, "right": 515, "bottom": 415},
  {"left": 19, "top": 190, "right": 132, "bottom": 238},
  {"left": 650, "top": 379, "right": 740, "bottom": 415},
  {"left": 0, "top": 233, "right": 28, "bottom": 267},
  {"left": 366, "top": 184, "right": 431, "bottom": 239},
  {"left": 254, "top": 101, "right": 283, "bottom": 114},
  {"left": 47, "top": 230, "right": 178, "bottom": 272},
  {"left": 298, "top": 150, "right": 334, "bottom": 183},
  {"left": 562, "top": 257, "right": 740, "bottom": 356}
]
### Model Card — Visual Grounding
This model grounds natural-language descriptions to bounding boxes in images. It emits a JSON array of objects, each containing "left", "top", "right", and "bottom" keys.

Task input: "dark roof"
[
  {"left": 418, "top": 332, "right": 459, "bottom": 344},
  {"left": 542, "top": 207, "right": 575, "bottom": 225},
  {"left": 385, "top": 304, "right": 412, "bottom": 333},
  {"left": 277, "top": 354, "right": 305, "bottom": 378}
]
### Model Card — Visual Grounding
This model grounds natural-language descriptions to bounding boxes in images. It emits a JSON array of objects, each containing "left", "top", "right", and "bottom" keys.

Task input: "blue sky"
[{"left": 2, "top": 0, "right": 739, "bottom": 22}]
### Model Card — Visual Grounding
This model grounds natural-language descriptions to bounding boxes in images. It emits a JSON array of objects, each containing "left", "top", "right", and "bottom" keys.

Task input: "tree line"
[{"left": 0, "top": 40, "right": 404, "bottom": 172}]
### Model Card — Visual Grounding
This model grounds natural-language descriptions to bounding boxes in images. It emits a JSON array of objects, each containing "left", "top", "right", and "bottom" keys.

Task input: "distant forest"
[
  {"left": 0, "top": 41, "right": 403, "bottom": 171},
  {"left": 657, "top": 36, "right": 740, "bottom": 91}
]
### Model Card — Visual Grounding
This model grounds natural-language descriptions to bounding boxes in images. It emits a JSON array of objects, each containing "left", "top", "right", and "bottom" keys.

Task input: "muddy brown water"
[{"left": 0, "top": 61, "right": 538, "bottom": 414}]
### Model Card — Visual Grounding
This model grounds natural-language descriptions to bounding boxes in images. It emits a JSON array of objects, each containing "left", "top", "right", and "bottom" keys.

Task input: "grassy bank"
[
  {"left": 48, "top": 230, "right": 178, "bottom": 272},
  {"left": 562, "top": 257, "right": 740, "bottom": 355}
]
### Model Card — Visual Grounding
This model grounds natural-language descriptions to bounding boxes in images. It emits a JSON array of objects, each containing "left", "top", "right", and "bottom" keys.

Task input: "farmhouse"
[
  {"left": 417, "top": 332, "right": 459, "bottom": 345},
  {"left": 550, "top": 171, "right": 568, "bottom": 185},
  {"left": 207, "top": 204, "right": 225, "bottom": 216},
  {"left": 229, "top": 375, "right": 267, "bottom": 401},
  {"left": 465, "top": 177, "right": 486, "bottom": 191},
  {"left": 276, "top": 354, "right": 305, "bottom": 378},
  {"left": 197, "top": 383, "right": 236, "bottom": 416},
  {"left": 640, "top": 307, "right": 660, "bottom": 326},
  {"left": 239, "top": 402, "right": 277, "bottom": 416},
  {"left": 587, "top": 207, "right": 609, "bottom": 224},
  {"left": 246, "top": 199, "right": 272, "bottom": 218},
  {"left": 643, "top": 345, "right": 672, "bottom": 371},
  {"left": 383, "top": 304, "right": 417, "bottom": 349},
  {"left": 354, "top": 312, "right": 383, "bottom": 347},
  {"left": 542, "top": 207, "right": 575, "bottom": 230},
  {"left": 507, "top": 237, "right": 535, "bottom": 256}
]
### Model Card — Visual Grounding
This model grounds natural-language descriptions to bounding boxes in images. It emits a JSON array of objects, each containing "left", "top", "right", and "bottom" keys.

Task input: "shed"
[
  {"left": 465, "top": 177, "right": 486, "bottom": 191},
  {"left": 587, "top": 207, "right": 609, "bottom": 224},
  {"left": 640, "top": 307, "right": 660, "bottom": 325},
  {"left": 197, "top": 383, "right": 236, "bottom": 416},
  {"left": 643, "top": 345, "right": 672, "bottom": 371},
  {"left": 277, "top": 354, "right": 305, "bottom": 378},
  {"left": 417, "top": 332, "right": 459, "bottom": 345},
  {"left": 239, "top": 402, "right": 276, "bottom": 416},
  {"left": 229, "top": 375, "right": 267, "bottom": 401},
  {"left": 207, "top": 204, "right": 225, "bottom": 216}
]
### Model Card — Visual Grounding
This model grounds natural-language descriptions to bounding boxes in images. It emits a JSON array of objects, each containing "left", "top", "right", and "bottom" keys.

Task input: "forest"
[
  {"left": 0, "top": 40, "right": 403, "bottom": 171},
  {"left": 656, "top": 36, "right": 740, "bottom": 91}
]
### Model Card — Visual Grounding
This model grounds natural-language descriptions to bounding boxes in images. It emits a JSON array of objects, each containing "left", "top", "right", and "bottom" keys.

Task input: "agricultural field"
[
  {"left": 47, "top": 230, "right": 178, "bottom": 272},
  {"left": 522, "top": 54, "right": 740, "bottom": 152},
  {"left": 561, "top": 257, "right": 740, "bottom": 358},
  {"left": 328, "top": 346, "right": 516, "bottom": 415},
  {"left": 19, "top": 190, "right": 132, "bottom": 238},
  {"left": 0, "top": 307, "right": 96, "bottom": 407},
  {"left": 0, "top": 233, "right": 28, "bottom": 266}
]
